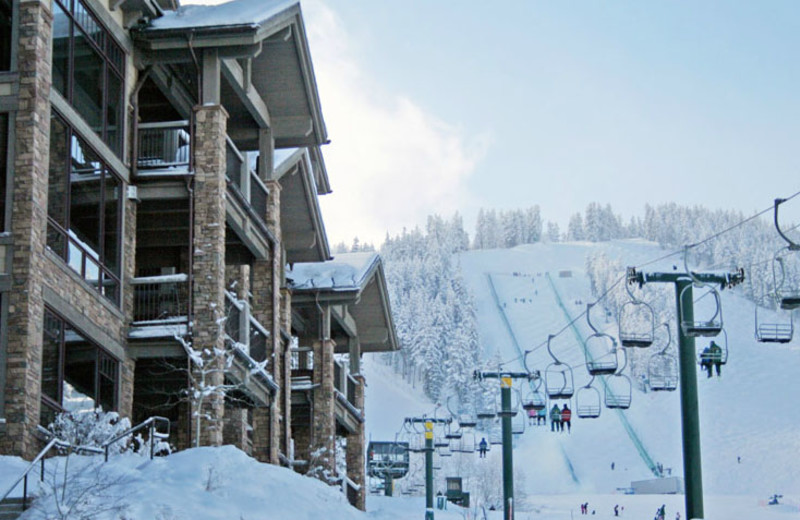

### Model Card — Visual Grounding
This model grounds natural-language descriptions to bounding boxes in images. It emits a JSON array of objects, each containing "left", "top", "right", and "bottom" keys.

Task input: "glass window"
[
  {"left": 0, "top": 0, "right": 11, "bottom": 72},
  {"left": 39, "top": 308, "right": 119, "bottom": 425},
  {"left": 0, "top": 113, "right": 7, "bottom": 231},
  {"left": 48, "top": 112, "right": 123, "bottom": 305},
  {"left": 51, "top": 0, "right": 125, "bottom": 157}
]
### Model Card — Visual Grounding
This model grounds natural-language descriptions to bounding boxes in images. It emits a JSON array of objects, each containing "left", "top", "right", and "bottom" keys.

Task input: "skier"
[
  {"left": 561, "top": 404, "right": 572, "bottom": 433},
  {"left": 550, "top": 403, "right": 561, "bottom": 432},
  {"left": 614, "top": 504, "right": 619, "bottom": 516},
  {"left": 537, "top": 407, "right": 547, "bottom": 425},
  {"left": 478, "top": 437, "right": 488, "bottom": 458},
  {"left": 527, "top": 407, "right": 537, "bottom": 426},
  {"left": 709, "top": 341, "right": 723, "bottom": 376}
]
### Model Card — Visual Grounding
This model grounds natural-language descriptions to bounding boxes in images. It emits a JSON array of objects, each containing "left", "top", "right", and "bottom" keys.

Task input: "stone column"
[
  {"left": 346, "top": 374, "right": 366, "bottom": 510},
  {"left": 310, "top": 313, "right": 336, "bottom": 480},
  {"left": 223, "top": 406, "right": 250, "bottom": 454},
  {"left": 1, "top": 0, "right": 52, "bottom": 459},
  {"left": 190, "top": 104, "right": 228, "bottom": 447}
]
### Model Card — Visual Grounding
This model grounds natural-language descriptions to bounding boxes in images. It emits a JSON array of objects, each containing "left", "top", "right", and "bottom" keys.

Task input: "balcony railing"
[
  {"left": 131, "top": 274, "right": 189, "bottom": 324},
  {"left": 137, "top": 121, "right": 191, "bottom": 173},
  {"left": 224, "top": 291, "right": 269, "bottom": 364},
  {"left": 226, "top": 137, "right": 269, "bottom": 224},
  {"left": 334, "top": 360, "right": 361, "bottom": 413}
]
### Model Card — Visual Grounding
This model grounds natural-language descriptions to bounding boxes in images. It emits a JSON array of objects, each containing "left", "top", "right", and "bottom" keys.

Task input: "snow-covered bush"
[{"left": 47, "top": 409, "right": 132, "bottom": 454}]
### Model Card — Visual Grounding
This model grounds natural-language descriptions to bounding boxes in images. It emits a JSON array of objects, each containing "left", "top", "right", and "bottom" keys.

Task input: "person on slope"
[
  {"left": 550, "top": 403, "right": 561, "bottom": 432},
  {"left": 478, "top": 437, "right": 488, "bottom": 458},
  {"left": 561, "top": 404, "right": 572, "bottom": 433}
]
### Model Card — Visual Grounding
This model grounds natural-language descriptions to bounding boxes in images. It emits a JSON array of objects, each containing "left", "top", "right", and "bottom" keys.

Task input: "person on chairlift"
[
  {"left": 561, "top": 404, "right": 572, "bottom": 433},
  {"left": 478, "top": 437, "right": 488, "bottom": 458},
  {"left": 550, "top": 403, "right": 562, "bottom": 432}
]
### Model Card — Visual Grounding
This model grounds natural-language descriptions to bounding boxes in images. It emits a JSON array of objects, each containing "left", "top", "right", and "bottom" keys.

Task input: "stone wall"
[
  {"left": 1, "top": 0, "right": 53, "bottom": 459},
  {"left": 189, "top": 104, "right": 228, "bottom": 447}
]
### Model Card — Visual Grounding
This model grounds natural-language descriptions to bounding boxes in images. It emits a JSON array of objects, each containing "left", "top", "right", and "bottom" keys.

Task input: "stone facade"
[
  {"left": 345, "top": 374, "right": 366, "bottom": 510},
  {"left": 1, "top": 0, "right": 53, "bottom": 459},
  {"left": 310, "top": 338, "right": 336, "bottom": 478},
  {"left": 189, "top": 104, "right": 228, "bottom": 447}
]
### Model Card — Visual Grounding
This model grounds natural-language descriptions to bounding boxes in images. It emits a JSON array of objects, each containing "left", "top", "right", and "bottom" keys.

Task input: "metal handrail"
[
  {"left": 0, "top": 416, "right": 170, "bottom": 511},
  {"left": 0, "top": 438, "right": 59, "bottom": 509},
  {"left": 102, "top": 416, "right": 170, "bottom": 462}
]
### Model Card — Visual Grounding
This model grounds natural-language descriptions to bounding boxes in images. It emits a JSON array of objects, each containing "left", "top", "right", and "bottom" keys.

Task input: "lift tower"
[
  {"left": 474, "top": 370, "right": 531, "bottom": 520},
  {"left": 628, "top": 265, "right": 744, "bottom": 520}
]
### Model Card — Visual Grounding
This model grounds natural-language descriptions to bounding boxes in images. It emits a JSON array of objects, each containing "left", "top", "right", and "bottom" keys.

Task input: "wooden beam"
[
  {"left": 202, "top": 48, "right": 221, "bottom": 105},
  {"left": 221, "top": 58, "right": 271, "bottom": 129},
  {"left": 331, "top": 305, "right": 357, "bottom": 338}
]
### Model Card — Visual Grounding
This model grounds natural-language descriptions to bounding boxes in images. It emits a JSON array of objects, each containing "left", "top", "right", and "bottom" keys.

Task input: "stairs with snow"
[{"left": 0, "top": 497, "right": 25, "bottom": 520}]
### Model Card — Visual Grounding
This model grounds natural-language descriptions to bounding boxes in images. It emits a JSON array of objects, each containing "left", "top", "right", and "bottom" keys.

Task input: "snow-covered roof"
[
  {"left": 149, "top": 0, "right": 296, "bottom": 31},
  {"left": 288, "top": 252, "right": 380, "bottom": 292}
]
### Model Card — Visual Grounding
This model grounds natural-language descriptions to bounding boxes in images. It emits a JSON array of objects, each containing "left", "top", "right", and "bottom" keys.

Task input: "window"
[
  {"left": 0, "top": 0, "right": 10, "bottom": 72},
  {"left": 52, "top": 0, "right": 124, "bottom": 156},
  {"left": 40, "top": 308, "right": 119, "bottom": 427},
  {"left": 0, "top": 113, "right": 7, "bottom": 231},
  {"left": 48, "top": 111, "right": 123, "bottom": 305}
]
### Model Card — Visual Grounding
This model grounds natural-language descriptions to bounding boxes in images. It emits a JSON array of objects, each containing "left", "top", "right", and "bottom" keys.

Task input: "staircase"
[{"left": 0, "top": 497, "right": 24, "bottom": 520}]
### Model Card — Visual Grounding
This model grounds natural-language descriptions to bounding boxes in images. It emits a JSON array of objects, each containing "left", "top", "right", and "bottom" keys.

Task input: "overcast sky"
[{"left": 182, "top": 0, "right": 800, "bottom": 246}]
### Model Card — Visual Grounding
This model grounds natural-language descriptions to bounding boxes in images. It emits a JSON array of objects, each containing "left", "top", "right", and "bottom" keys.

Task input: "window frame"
[
  {"left": 51, "top": 0, "right": 125, "bottom": 157},
  {"left": 47, "top": 109, "right": 124, "bottom": 306},
  {"left": 39, "top": 307, "right": 120, "bottom": 425}
]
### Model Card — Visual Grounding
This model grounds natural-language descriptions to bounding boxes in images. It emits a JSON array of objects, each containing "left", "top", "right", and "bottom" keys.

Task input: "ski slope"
[{"left": 456, "top": 239, "right": 800, "bottom": 498}]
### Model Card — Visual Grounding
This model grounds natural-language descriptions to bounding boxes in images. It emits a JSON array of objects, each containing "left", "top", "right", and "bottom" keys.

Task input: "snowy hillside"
[{"left": 455, "top": 239, "right": 800, "bottom": 498}]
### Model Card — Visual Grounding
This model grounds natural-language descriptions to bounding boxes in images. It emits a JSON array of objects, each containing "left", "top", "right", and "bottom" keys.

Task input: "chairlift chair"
[
  {"left": 511, "top": 409, "right": 526, "bottom": 435},
  {"left": 584, "top": 303, "right": 619, "bottom": 375},
  {"left": 605, "top": 374, "right": 632, "bottom": 409},
  {"left": 545, "top": 335, "right": 575, "bottom": 399},
  {"left": 458, "top": 413, "right": 478, "bottom": 429},
  {"left": 619, "top": 268, "right": 656, "bottom": 347},
  {"left": 754, "top": 300, "right": 793, "bottom": 344},
  {"left": 576, "top": 377, "right": 601, "bottom": 419},
  {"left": 697, "top": 328, "right": 729, "bottom": 368},
  {"left": 680, "top": 247, "right": 723, "bottom": 337},
  {"left": 453, "top": 431, "right": 476, "bottom": 454},
  {"left": 772, "top": 198, "right": 800, "bottom": 309},
  {"left": 521, "top": 353, "right": 546, "bottom": 411},
  {"left": 489, "top": 422, "right": 503, "bottom": 445},
  {"left": 605, "top": 350, "right": 632, "bottom": 409},
  {"left": 648, "top": 323, "right": 678, "bottom": 392}
]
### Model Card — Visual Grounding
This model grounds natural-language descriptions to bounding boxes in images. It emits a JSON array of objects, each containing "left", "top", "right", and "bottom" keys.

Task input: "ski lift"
[
  {"left": 446, "top": 396, "right": 478, "bottom": 429},
  {"left": 444, "top": 423, "right": 463, "bottom": 441},
  {"left": 402, "top": 421, "right": 426, "bottom": 453},
  {"left": 648, "top": 323, "right": 679, "bottom": 392},
  {"left": 755, "top": 294, "right": 793, "bottom": 344},
  {"left": 489, "top": 421, "right": 503, "bottom": 445},
  {"left": 697, "top": 328, "right": 728, "bottom": 373},
  {"left": 585, "top": 303, "right": 619, "bottom": 375},
  {"left": 605, "top": 350, "right": 632, "bottom": 409},
  {"left": 576, "top": 376, "right": 601, "bottom": 419},
  {"left": 619, "top": 268, "right": 656, "bottom": 347},
  {"left": 438, "top": 443, "right": 453, "bottom": 457},
  {"left": 773, "top": 198, "right": 800, "bottom": 309},
  {"left": 494, "top": 380, "right": 520, "bottom": 418},
  {"left": 544, "top": 335, "right": 575, "bottom": 399},
  {"left": 453, "top": 431, "right": 476, "bottom": 454},
  {"left": 521, "top": 352, "right": 547, "bottom": 411},
  {"left": 680, "top": 246, "right": 723, "bottom": 337},
  {"left": 474, "top": 372, "right": 499, "bottom": 420},
  {"left": 510, "top": 389, "right": 526, "bottom": 435}
]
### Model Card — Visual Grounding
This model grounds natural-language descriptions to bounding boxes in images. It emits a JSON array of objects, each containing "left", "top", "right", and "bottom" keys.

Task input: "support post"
[
  {"left": 500, "top": 378, "right": 514, "bottom": 520},
  {"left": 676, "top": 279, "right": 704, "bottom": 520},
  {"left": 425, "top": 421, "right": 434, "bottom": 520}
]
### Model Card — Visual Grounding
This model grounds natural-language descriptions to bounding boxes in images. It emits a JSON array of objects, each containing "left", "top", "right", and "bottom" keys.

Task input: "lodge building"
[{"left": 0, "top": 0, "right": 397, "bottom": 510}]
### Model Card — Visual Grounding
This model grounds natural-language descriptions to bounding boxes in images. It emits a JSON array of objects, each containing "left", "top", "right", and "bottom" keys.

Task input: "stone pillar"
[
  {"left": 251, "top": 179, "right": 284, "bottom": 463},
  {"left": 1, "top": 0, "right": 52, "bottom": 459},
  {"left": 310, "top": 329, "right": 336, "bottom": 480},
  {"left": 190, "top": 104, "right": 228, "bottom": 447},
  {"left": 225, "top": 264, "right": 250, "bottom": 300},
  {"left": 223, "top": 406, "right": 250, "bottom": 454},
  {"left": 250, "top": 404, "right": 272, "bottom": 463},
  {"left": 346, "top": 374, "right": 366, "bottom": 510}
]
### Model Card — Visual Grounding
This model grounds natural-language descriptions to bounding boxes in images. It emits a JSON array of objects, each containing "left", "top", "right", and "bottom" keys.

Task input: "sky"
[{"left": 181, "top": 0, "right": 800, "bottom": 246}]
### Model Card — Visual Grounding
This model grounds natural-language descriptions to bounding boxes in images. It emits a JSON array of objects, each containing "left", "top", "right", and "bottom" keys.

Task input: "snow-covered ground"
[{"left": 2, "top": 239, "right": 798, "bottom": 519}]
